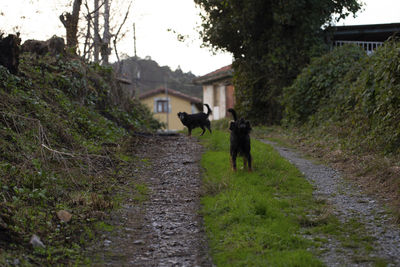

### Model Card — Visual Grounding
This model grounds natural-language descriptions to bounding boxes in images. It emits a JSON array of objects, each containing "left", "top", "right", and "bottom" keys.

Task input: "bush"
[
  {"left": 282, "top": 39, "right": 400, "bottom": 153},
  {"left": 281, "top": 44, "right": 366, "bottom": 125},
  {"left": 348, "top": 39, "right": 400, "bottom": 153}
]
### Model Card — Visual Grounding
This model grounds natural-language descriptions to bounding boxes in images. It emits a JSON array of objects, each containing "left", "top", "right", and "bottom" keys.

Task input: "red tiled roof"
[
  {"left": 193, "top": 64, "right": 233, "bottom": 85},
  {"left": 138, "top": 87, "right": 202, "bottom": 103}
]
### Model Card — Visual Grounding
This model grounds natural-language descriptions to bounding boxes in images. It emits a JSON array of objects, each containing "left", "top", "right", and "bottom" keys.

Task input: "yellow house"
[{"left": 139, "top": 87, "right": 202, "bottom": 131}]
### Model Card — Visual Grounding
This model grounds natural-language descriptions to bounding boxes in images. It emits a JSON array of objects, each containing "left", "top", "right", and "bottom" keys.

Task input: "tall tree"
[
  {"left": 59, "top": 0, "right": 83, "bottom": 54},
  {"left": 93, "top": 0, "right": 100, "bottom": 62},
  {"left": 101, "top": 0, "right": 111, "bottom": 64},
  {"left": 194, "top": 0, "right": 361, "bottom": 124}
]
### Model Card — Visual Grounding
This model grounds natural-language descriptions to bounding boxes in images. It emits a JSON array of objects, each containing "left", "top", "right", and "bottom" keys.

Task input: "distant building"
[
  {"left": 193, "top": 64, "right": 234, "bottom": 120},
  {"left": 326, "top": 22, "right": 400, "bottom": 54},
  {"left": 139, "top": 87, "right": 202, "bottom": 131}
]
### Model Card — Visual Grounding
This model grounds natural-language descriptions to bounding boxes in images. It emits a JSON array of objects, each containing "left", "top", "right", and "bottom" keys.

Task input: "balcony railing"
[{"left": 333, "top": 40, "right": 384, "bottom": 55}]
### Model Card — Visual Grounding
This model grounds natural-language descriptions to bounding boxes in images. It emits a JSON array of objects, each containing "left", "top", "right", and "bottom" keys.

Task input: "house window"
[{"left": 156, "top": 99, "right": 169, "bottom": 113}]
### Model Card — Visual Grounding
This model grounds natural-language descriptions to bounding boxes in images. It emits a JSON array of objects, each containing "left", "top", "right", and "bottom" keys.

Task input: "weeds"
[{"left": 0, "top": 54, "right": 159, "bottom": 265}]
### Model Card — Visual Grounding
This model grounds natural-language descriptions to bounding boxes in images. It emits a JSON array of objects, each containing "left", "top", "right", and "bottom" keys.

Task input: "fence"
[{"left": 333, "top": 40, "right": 384, "bottom": 55}]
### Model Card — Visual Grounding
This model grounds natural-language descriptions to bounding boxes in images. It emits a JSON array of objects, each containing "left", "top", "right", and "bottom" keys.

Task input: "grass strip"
[{"left": 198, "top": 129, "right": 324, "bottom": 266}]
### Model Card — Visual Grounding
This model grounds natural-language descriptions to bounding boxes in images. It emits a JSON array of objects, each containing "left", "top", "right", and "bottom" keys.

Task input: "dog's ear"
[{"left": 229, "top": 120, "right": 235, "bottom": 131}]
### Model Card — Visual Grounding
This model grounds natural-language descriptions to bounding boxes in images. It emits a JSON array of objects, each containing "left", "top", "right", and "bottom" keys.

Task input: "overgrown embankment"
[
  {"left": 280, "top": 40, "right": 400, "bottom": 215},
  {"left": 0, "top": 53, "right": 160, "bottom": 265}
]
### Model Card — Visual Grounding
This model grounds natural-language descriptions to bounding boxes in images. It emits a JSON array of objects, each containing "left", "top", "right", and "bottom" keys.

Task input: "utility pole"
[
  {"left": 164, "top": 77, "right": 169, "bottom": 131},
  {"left": 133, "top": 23, "right": 137, "bottom": 58},
  {"left": 133, "top": 22, "right": 140, "bottom": 98}
]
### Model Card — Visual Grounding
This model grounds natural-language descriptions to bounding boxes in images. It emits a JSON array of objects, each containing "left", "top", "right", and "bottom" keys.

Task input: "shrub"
[
  {"left": 281, "top": 45, "right": 366, "bottom": 125},
  {"left": 282, "top": 38, "right": 400, "bottom": 153}
]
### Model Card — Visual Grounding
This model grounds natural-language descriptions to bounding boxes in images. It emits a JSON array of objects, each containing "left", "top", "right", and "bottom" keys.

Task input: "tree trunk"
[
  {"left": 101, "top": 0, "right": 111, "bottom": 64},
  {"left": 93, "top": 0, "right": 100, "bottom": 62},
  {"left": 59, "top": 0, "right": 82, "bottom": 54}
]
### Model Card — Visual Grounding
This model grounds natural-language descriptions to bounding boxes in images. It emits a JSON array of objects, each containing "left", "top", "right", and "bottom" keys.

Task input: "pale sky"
[{"left": 1, "top": 0, "right": 399, "bottom": 76}]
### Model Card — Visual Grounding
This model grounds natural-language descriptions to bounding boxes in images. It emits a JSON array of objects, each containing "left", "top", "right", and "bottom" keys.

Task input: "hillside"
[
  {"left": 114, "top": 57, "right": 203, "bottom": 98},
  {"left": 0, "top": 52, "right": 161, "bottom": 265}
]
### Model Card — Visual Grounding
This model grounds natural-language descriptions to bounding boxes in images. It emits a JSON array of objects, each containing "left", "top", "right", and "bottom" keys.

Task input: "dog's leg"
[
  {"left": 188, "top": 127, "right": 192, "bottom": 136},
  {"left": 243, "top": 157, "right": 248, "bottom": 170},
  {"left": 231, "top": 153, "right": 237, "bottom": 171},
  {"left": 200, "top": 126, "right": 206, "bottom": 136},
  {"left": 206, "top": 121, "right": 212, "bottom": 134},
  {"left": 207, "top": 125, "right": 212, "bottom": 134}
]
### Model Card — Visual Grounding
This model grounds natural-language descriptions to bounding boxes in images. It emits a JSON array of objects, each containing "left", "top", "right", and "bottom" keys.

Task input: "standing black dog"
[
  {"left": 177, "top": 104, "right": 212, "bottom": 136},
  {"left": 228, "top": 108, "right": 252, "bottom": 172}
]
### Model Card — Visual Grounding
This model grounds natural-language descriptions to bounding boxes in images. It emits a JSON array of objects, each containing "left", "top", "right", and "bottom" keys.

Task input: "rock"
[
  {"left": 133, "top": 239, "right": 145, "bottom": 245},
  {"left": 30, "top": 234, "right": 45, "bottom": 248},
  {"left": 57, "top": 210, "right": 72, "bottom": 223}
]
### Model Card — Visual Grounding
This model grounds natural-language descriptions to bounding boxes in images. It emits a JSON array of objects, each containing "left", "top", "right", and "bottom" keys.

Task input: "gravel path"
[
  {"left": 88, "top": 134, "right": 400, "bottom": 266},
  {"left": 262, "top": 140, "right": 400, "bottom": 266},
  {"left": 90, "top": 134, "right": 212, "bottom": 266}
]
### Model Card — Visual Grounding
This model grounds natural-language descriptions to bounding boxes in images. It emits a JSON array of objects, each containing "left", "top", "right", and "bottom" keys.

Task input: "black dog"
[
  {"left": 228, "top": 108, "right": 252, "bottom": 172},
  {"left": 177, "top": 104, "right": 212, "bottom": 136}
]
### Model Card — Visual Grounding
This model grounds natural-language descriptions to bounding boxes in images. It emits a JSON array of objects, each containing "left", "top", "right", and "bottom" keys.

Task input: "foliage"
[
  {"left": 0, "top": 53, "right": 160, "bottom": 265},
  {"left": 348, "top": 39, "right": 400, "bottom": 153},
  {"left": 282, "top": 39, "right": 400, "bottom": 154},
  {"left": 194, "top": 0, "right": 361, "bottom": 124},
  {"left": 281, "top": 44, "right": 366, "bottom": 124}
]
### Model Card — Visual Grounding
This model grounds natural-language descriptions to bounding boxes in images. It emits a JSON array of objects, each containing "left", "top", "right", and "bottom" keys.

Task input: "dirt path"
[
  {"left": 88, "top": 134, "right": 400, "bottom": 266},
  {"left": 89, "top": 134, "right": 212, "bottom": 266},
  {"left": 262, "top": 140, "right": 400, "bottom": 266}
]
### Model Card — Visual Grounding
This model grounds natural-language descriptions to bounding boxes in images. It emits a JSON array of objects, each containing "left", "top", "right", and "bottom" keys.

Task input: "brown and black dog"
[
  {"left": 228, "top": 108, "right": 252, "bottom": 172},
  {"left": 177, "top": 104, "right": 212, "bottom": 136}
]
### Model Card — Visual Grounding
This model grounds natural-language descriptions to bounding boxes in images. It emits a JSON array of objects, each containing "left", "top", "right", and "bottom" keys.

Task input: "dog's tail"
[
  {"left": 227, "top": 108, "right": 237, "bottom": 121},
  {"left": 204, "top": 104, "right": 212, "bottom": 117}
]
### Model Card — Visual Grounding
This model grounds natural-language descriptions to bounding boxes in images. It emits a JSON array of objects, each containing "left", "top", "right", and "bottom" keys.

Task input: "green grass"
[
  {"left": 198, "top": 129, "right": 324, "bottom": 266},
  {"left": 197, "top": 125, "right": 387, "bottom": 266}
]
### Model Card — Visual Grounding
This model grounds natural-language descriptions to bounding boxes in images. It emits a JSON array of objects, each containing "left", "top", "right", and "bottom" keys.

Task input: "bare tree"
[
  {"left": 82, "top": 0, "right": 104, "bottom": 61},
  {"left": 101, "top": 0, "right": 111, "bottom": 64},
  {"left": 113, "top": 1, "right": 132, "bottom": 73},
  {"left": 59, "top": 0, "right": 83, "bottom": 54},
  {"left": 67, "top": 0, "right": 133, "bottom": 64},
  {"left": 83, "top": 3, "right": 92, "bottom": 60},
  {"left": 93, "top": 0, "right": 100, "bottom": 62}
]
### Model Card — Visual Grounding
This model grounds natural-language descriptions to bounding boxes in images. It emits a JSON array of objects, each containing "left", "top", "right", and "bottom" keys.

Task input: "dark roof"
[
  {"left": 193, "top": 64, "right": 233, "bottom": 85},
  {"left": 138, "top": 87, "right": 202, "bottom": 103},
  {"left": 327, "top": 22, "right": 400, "bottom": 42}
]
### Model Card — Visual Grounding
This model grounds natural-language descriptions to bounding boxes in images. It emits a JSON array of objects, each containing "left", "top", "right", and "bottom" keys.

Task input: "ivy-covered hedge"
[
  {"left": 282, "top": 39, "right": 400, "bottom": 154},
  {"left": 281, "top": 44, "right": 366, "bottom": 124}
]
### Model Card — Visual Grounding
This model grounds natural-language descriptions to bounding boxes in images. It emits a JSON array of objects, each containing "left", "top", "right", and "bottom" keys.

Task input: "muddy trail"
[
  {"left": 89, "top": 134, "right": 212, "bottom": 266},
  {"left": 88, "top": 134, "right": 400, "bottom": 266}
]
